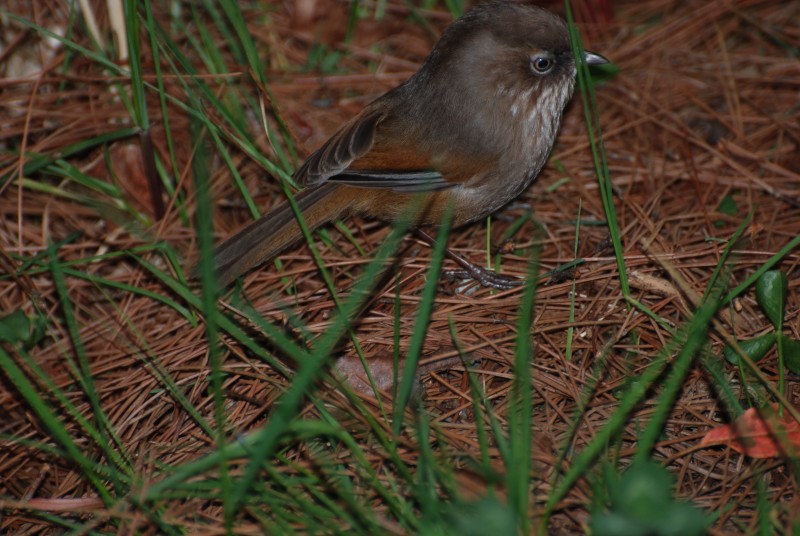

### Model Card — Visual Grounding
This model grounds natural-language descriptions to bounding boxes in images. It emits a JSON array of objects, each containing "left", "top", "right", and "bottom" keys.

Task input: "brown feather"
[{"left": 211, "top": 183, "right": 353, "bottom": 286}]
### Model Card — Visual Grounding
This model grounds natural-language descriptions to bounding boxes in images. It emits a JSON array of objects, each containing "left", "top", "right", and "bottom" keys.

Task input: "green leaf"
[
  {"left": 0, "top": 309, "right": 45, "bottom": 348},
  {"left": 755, "top": 270, "right": 787, "bottom": 329},
  {"left": 592, "top": 63, "right": 621, "bottom": 86},
  {"left": 714, "top": 194, "right": 739, "bottom": 228},
  {"left": 717, "top": 194, "right": 738, "bottom": 216},
  {"left": 723, "top": 333, "right": 777, "bottom": 365},
  {"left": 591, "top": 462, "right": 712, "bottom": 536},
  {"left": 0, "top": 309, "right": 31, "bottom": 344},
  {"left": 611, "top": 462, "right": 674, "bottom": 516},
  {"left": 779, "top": 335, "right": 800, "bottom": 374},
  {"left": 420, "top": 496, "right": 516, "bottom": 536}
]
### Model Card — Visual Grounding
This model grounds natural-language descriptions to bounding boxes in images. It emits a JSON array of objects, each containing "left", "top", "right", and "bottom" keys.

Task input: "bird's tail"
[{"left": 209, "top": 182, "right": 349, "bottom": 286}]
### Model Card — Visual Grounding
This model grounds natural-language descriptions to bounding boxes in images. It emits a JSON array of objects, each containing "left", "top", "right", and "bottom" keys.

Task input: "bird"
[{"left": 208, "top": 1, "right": 608, "bottom": 288}]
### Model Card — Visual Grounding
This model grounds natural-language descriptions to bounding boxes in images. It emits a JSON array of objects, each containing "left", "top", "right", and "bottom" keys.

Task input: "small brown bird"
[{"left": 210, "top": 1, "right": 607, "bottom": 287}]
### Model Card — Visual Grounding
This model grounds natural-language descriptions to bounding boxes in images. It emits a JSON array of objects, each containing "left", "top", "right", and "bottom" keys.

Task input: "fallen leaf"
[
  {"left": 106, "top": 143, "right": 152, "bottom": 215},
  {"left": 701, "top": 404, "right": 800, "bottom": 458}
]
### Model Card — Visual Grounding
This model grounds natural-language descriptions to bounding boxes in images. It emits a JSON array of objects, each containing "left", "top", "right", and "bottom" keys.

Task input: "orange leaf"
[{"left": 701, "top": 404, "right": 800, "bottom": 458}]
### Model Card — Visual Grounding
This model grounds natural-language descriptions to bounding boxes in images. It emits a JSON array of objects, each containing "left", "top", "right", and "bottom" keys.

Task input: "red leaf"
[{"left": 701, "top": 404, "right": 800, "bottom": 458}]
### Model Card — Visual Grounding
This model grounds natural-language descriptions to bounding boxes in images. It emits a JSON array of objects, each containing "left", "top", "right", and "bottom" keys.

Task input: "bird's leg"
[{"left": 413, "top": 228, "right": 524, "bottom": 290}]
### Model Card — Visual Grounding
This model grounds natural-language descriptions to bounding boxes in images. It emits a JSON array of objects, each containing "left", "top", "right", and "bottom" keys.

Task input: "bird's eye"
[{"left": 530, "top": 55, "right": 554, "bottom": 74}]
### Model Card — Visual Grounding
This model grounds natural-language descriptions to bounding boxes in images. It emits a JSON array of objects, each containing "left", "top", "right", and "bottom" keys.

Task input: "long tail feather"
[{"left": 209, "top": 182, "right": 348, "bottom": 286}]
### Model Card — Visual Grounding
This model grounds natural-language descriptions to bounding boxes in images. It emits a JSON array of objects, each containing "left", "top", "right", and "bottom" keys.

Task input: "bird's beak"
[{"left": 584, "top": 51, "right": 609, "bottom": 66}]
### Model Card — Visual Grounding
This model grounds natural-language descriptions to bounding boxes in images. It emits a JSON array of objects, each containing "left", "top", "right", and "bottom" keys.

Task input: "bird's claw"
[{"left": 443, "top": 266, "right": 524, "bottom": 290}]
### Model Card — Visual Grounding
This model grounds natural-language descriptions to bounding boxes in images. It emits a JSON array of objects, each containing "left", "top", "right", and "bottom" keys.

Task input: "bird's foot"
[
  {"left": 443, "top": 265, "right": 524, "bottom": 290},
  {"left": 413, "top": 227, "right": 524, "bottom": 290}
]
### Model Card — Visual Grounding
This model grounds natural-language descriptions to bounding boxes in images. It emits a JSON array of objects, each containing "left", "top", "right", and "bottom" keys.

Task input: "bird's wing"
[
  {"left": 293, "top": 106, "right": 452, "bottom": 193},
  {"left": 294, "top": 107, "right": 388, "bottom": 188},
  {"left": 328, "top": 169, "right": 450, "bottom": 192}
]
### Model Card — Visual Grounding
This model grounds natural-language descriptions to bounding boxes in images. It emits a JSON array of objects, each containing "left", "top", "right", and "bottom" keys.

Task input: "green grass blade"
[
  {"left": 393, "top": 207, "right": 454, "bottom": 434},
  {"left": 506, "top": 237, "right": 540, "bottom": 534},
  {"left": 190, "top": 121, "right": 234, "bottom": 528},
  {"left": 564, "top": 1, "right": 629, "bottom": 301},
  {"left": 0, "top": 347, "right": 115, "bottom": 505}
]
